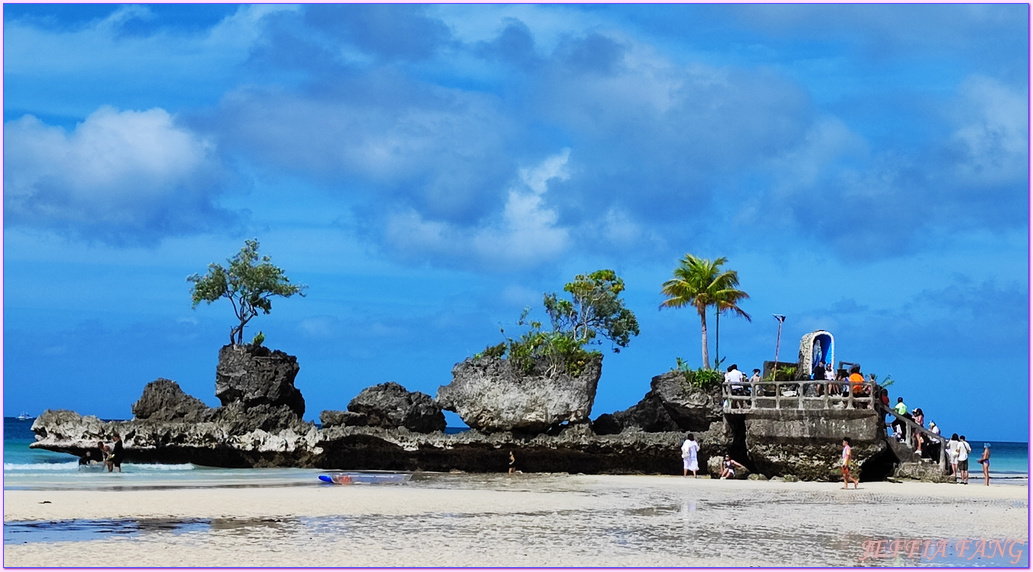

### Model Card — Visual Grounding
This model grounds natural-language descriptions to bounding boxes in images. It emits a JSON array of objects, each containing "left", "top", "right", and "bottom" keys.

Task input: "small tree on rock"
[
  {"left": 543, "top": 269, "right": 640, "bottom": 352},
  {"left": 188, "top": 239, "right": 306, "bottom": 345},
  {"left": 479, "top": 269, "right": 639, "bottom": 377}
]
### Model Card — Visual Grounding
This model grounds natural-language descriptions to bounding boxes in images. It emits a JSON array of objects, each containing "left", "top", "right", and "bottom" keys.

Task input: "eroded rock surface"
[
  {"left": 215, "top": 344, "right": 304, "bottom": 417},
  {"left": 437, "top": 355, "right": 603, "bottom": 434},
  {"left": 345, "top": 382, "right": 445, "bottom": 433},
  {"left": 132, "top": 378, "right": 213, "bottom": 422}
]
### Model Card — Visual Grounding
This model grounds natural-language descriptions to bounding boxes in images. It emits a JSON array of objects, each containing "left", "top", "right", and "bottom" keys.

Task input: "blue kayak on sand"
[{"left": 318, "top": 472, "right": 412, "bottom": 485}]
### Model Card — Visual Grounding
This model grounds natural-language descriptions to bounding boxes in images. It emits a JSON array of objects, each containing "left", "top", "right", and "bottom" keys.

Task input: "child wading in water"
[{"left": 841, "top": 437, "right": 859, "bottom": 489}]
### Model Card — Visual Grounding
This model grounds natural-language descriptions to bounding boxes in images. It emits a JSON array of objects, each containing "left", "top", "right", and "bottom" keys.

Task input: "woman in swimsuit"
[{"left": 979, "top": 443, "right": 991, "bottom": 486}]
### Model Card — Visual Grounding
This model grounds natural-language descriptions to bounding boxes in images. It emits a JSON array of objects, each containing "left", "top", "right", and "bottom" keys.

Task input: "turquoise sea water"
[{"left": 3, "top": 417, "right": 1029, "bottom": 490}]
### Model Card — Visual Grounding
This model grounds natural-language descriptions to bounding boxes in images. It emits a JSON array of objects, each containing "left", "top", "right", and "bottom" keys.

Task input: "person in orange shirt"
[{"left": 848, "top": 366, "right": 867, "bottom": 407}]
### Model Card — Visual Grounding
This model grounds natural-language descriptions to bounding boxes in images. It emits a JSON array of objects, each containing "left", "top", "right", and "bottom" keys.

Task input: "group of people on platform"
[
  {"left": 719, "top": 362, "right": 994, "bottom": 487},
  {"left": 77, "top": 434, "right": 124, "bottom": 472},
  {"left": 723, "top": 362, "right": 879, "bottom": 408}
]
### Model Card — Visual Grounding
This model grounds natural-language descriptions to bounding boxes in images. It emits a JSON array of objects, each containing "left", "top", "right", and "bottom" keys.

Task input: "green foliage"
[
  {"left": 773, "top": 365, "right": 798, "bottom": 381},
  {"left": 252, "top": 331, "right": 265, "bottom": 346},
  {"left": 543, "top": 269, "right": 640, "bottom": 353},
  {"left": 473, "top": 342, "right": 507, "bottom": 360},
  {"left": 188, "top": 239, "right": 306, "bottom": 345},
  {"left": 672, "top": 358, "right": 724, "bottom": 391},
  {"left": 476, "top": 270, "right": 637, "bottom": 377},
  {"left": 660, "top": 254, "right": 751, "bottom": 369}
]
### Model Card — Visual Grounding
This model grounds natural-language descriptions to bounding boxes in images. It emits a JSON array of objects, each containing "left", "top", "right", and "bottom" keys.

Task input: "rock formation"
[
  {"left": 321, "top": 382, "right": 445, "bottom": 433},
  {"left": 593, "top": 371, "right": 722, "bottom": 434},
  {"left": 215, "top": 344, "right": 305, "bottom": 417},
  {"left": 437, "top": 354, "right": 603, "bottom": 433},
  {"left": 132, "top": 378, "right": 213, "bottom": 422},
  {"left": 27, "top": 341, "right": 906, "bottom": 481}
]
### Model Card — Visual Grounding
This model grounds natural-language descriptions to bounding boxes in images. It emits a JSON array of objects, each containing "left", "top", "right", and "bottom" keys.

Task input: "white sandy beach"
[{"left": 4, "top": 474, "right": 1028, "bottom": 567}]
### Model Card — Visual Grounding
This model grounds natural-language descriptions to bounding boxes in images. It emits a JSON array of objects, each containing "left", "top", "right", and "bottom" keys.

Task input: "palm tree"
[{"left": 660, "top": 254, "right": 751, "bottom": 369}]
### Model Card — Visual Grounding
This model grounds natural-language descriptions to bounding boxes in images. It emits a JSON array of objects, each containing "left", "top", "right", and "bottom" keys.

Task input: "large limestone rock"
[
  {"left": 215, "top": 344, "right": 305, "bottom": 417},
  {"left": 593, "top": 371, "right": 723, "bottom": 434},
  {"left": 649, "top": 371, "right": 724, "bottom": 430},
  {"left": 132, "top": 378, "right": 213, "bottom": 422},
  {"left": 437, "top": 354, "right": 603, "bottom": 433},
  {"left": 344, "top": 382, "right": 446, "bottom": 433},
  {"left": 595, "top": 393, "right": 680, "bottom": 434}
]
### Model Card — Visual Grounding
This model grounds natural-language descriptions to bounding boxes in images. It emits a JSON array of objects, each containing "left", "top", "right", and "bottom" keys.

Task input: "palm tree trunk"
[
  {"left": 715, "top": 309, "right": 720, "bottom": 370},
  {"left": 699, "top": 308, "right": 709, "bottom": 369}
]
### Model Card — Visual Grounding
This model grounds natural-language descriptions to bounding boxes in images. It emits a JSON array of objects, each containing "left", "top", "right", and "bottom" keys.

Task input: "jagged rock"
[
  {"left": 210, "top": 402, "right": 308, "bottom": 434},
  {"left": 591, "top": 413, "right": 623, "bottom": 435},
  {"left": 437, "top": 354, "right": 603, "bottom": 433},
  {"left": 346, "top": 382, "right": 446, "bottom": 433},
  {"left": 215, "top": 344, "right": 305, "bottom": 417},
  {"left": 320, "top": 410, "right": 367, "bottom": 428},
  {"left": 602, "top": 391, "right": 680, "bottom": 433},
  {"left": 132, "top": 378, "right": 213, "bottom": 422},
  {"left": 894, "top": 461, "right": 953, "bottom": 483},
  {"left": 649, "top": 371, "right": 724, "bottom": 431},
  {"left": 593, "top": 372, "right": 723, "bottom": 434},
  {"left": 748, "top": 473, "right": 768, "bottom": 481}
]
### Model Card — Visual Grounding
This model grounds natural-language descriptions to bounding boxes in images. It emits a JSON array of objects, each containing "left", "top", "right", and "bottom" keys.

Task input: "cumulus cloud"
[
  {"left": 381, "top": 150, "right": 572, "bottom": 271},
  {"left": 947, "top": 75, "right": 1028, "bottom": 188},
  {"left": 4, "top": 106, "right": 236, "bottom": 244}
]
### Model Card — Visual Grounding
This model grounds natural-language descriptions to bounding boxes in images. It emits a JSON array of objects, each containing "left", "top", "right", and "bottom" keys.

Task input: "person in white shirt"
[
  {"left": 680, "top": 433, "right": 700, "bottom": 478},
  {"left": 725, "top": 364, "right": 746, "bottom": 408},
  {"left": 947, "top": 433, "right": 960, "bottom": 477},
  {"left": 957, "top": 435, "right": 972, "bottom": 484}
]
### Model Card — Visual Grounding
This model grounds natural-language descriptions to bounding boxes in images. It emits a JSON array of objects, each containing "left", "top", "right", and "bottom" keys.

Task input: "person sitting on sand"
[
  {"left": 841, "top": 437, "right": 860, "bottom": 489},
  {"left": 719, "top": 455, "right": 745, "bottom": 479},
  {"left": 105, "top": 434, "right": 124, "bottom": 473}
]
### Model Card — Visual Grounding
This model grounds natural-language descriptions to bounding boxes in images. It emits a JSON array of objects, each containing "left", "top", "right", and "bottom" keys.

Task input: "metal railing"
[
  {"left": 878, "top": 403, "right": 948, "bottom": 472},
  {"left": 721, "top": 380, "right": 877, "bottom": 412}
]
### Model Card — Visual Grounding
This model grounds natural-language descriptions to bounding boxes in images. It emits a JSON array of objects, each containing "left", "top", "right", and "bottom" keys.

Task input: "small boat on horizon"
[{"left": 16, "top": 412, "right": 33, "bottom": 421}]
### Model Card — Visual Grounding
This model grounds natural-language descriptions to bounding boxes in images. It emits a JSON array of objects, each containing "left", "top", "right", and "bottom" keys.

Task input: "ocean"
[{"left": 3, "top": 417, "right": 1029, "bottom": 490}]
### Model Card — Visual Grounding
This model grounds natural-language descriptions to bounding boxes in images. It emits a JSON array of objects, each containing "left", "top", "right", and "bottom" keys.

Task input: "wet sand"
[{"left": 4, "top": 474, "right": 1028, "bottom": 567}]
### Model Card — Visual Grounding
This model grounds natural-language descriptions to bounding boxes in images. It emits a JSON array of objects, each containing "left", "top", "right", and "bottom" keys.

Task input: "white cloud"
[
  {"left": 383, "top": 150, "right": 572, "bottom": 270},
  {"left": 4, "top": 106, "right": 229, "bottom": 241},
  {"left": 949, "top": 75, "right": 1028, "bottom": 186}
]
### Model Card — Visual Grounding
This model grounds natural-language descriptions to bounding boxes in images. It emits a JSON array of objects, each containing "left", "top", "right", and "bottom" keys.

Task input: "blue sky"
[{"left": 3, "top": 4, "right": 1029, "bottom": 441}]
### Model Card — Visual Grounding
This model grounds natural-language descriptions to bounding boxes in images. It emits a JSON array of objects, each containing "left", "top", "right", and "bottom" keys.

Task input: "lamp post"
[{"left": 772, "top": 314, "right": 786, "bottom": 380}]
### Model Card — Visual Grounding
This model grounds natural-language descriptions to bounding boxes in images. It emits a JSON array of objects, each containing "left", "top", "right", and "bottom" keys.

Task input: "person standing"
[
  {"left": 105, "top": 434, "right": 124, "bottom": 473},
  {"left": 892, "top": 398, "right": 908, "bottom": 440},
  {"left": 957, "top": 435, "right": 972, "bottom": 484},
  {"left": 725, "top": 364, "right": 746, "bottom": 409},
  {"left": 979, "top": 443, "right": 991, "bottom": 486},
  {"left": 841, "top": 437, "right": 859, "bottom": 489},
  {"left": 947, "top": 433, "right": 961, "bottom": 478},
  {"left": 681, "top": 433, "right": 700, "bottom": 478},
  {"left": 912, "top": 408, "right": 925, "bottom": 455}
]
